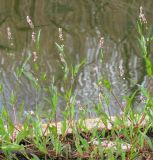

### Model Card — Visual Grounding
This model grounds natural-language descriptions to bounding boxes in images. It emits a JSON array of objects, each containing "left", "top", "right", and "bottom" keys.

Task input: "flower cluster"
[
  {"left": 139, "top": 6, "right": 147, "bottom": 24},
  {"left": 59, "top": 28, "right": 64, "bottom": 41}
]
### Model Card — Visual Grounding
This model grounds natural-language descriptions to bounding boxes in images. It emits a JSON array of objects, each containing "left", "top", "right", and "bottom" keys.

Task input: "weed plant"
[{"left": 0, "top": 7, "right": 153, "bottom": 160}]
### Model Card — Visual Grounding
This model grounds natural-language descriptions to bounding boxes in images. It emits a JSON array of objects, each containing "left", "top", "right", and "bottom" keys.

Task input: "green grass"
[{"left": 0, "top": 9, "right": 153, "bottom": 160}]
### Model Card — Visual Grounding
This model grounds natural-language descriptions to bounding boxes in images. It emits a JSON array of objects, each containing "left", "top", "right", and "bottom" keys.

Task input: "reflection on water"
[{"left": 0, "top": 0, "right": 153, "bottom": 119}]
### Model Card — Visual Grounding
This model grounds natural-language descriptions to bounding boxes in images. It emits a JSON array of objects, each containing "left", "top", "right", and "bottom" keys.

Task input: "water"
[{"left": 0, "top": 0, "right": 153, "bottom": 120}]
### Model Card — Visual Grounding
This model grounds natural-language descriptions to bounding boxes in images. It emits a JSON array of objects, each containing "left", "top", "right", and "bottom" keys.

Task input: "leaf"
[
  {"left": 17, "top": 102, "right": 25, "bottom": 121},
  {"left": 55, "top": 42, "right": 64, "bottom": 53},
  {"left": 22, "top": 54, "right": 31, "bottom": 71},
  {"left": 145, "top": 57, "right": 152, "bottom": 76},
  {"left": 73, "top": 59, "right": 86, "bottom": 76},
  {"left": 36, "top": 29, "right": 41, "bottom": 52},
  {"left": 23, "top": 71, "right": 37, "bottom": 85},
  {"left": 61, "top": 119, "right": 67, "bottom": 135},
  {"left": 124, "top": 90, "right": 137, "bottom": 116},
  {"left": 15, "top": 128, "right": 29, "bottom": 144},
  {"left": 2, "top": 144, "right": 24, "bottom": 152},
  {"left": 79, "top": 135, "right": 89, "bottom": 151},
  {"left": 75, "top": 138, "right": 83, "bottom": 154},
  {"left": 150, "top": 36, "right": 153, "bottom": 41},
  {"left": 34, "top": 140, "right": 47, "bottom": 154},
  {"left": 0, "top": 118, "right": 7, "bottom": 136},
  {"left": 31, "top": 154, "right": 40, "bottom": 160},
  {"left": 0, "top": 84, "right": 3, "bottom": 93},
  {"left": 11, "top": 91, "right": 16, "bottom": 104},
  {"left": 49, "top": 126, "right": 58, "bottom": 138},
  {"left": 55, "top": 138, "right": 62, "bottom": 154},
  {"left": 103, "top": 79, "right": 111, "bottom": 91}
]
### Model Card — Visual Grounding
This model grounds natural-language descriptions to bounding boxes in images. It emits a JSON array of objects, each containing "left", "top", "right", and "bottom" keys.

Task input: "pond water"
[{"left": 0, "top": 0, "right": 153, "bottom": 120}]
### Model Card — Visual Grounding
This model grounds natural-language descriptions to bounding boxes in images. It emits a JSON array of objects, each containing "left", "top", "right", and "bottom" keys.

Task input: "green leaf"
[
  {"left": 150, "top": 36, "right": 153, "bottom": 41},
  {"left": 55, "top": 138, "right": 62, "bottom": 154},
  {"left": 22, "top": 54, "right": 31, "bottom": 71},
  {"left": 36, "top": 29, "right": 41, "bottom": 52},
  {"left": 103, "top": 79, "right": 111, "bottom": 91},
  {"left": 2, "top": 144, "right": 24, "bottom": 152},
  {"left": 49, "top": 126, "right": 58, "bottom": 137},
  {"left": 73, "top": 59, "right": 86, "bottom": 76},
  {"left": 79, "top": 135, "right": 89, "bottom": 151},
  {"left": 11, "top": 91, "right": 16, "bottom": 104},
  {"left": 0, "top": 84, "right": 3, "bottom": 93},
  {"left": 75, "top": 138, "right": 83, "bottom": 154},
  {"left": 55, "top": 42, "right": 64, "bottom": 53},
  {"left": 17, "top": 102, "right": 25, "bottom": 121},
  {"left": 15, "top": 128, "right": 29, "bottom": 144},
  {"left": 124, "top": 90, "right": 137, "bottom": 116},
  {"left": 0, "top": 118, "right": 8, "bottom": 138},
  {"left": 34, "top": 140, "right": 47, "bottom": 154},
  {"left": 145, "top": 57, "right": 152, "bottom": 76},
  {"left": 23, "top": 71, "right": 38, "bottom": 85},
  {"left": 31, "top": 154, "right": 40, "bottom": 160},
  {"left": 61, "top": 119, "right": 67, "bottom": 135}
]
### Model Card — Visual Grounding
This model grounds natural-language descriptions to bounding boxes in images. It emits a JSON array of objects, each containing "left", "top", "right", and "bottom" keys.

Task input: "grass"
[{"left": 0, "top": 8, "right": 153, "bottom": 160}]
